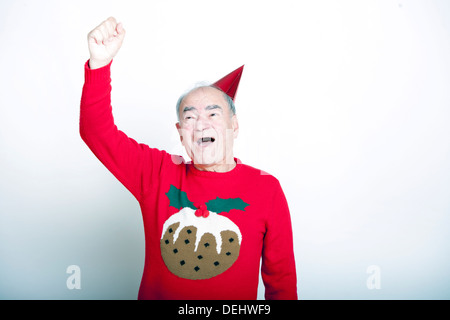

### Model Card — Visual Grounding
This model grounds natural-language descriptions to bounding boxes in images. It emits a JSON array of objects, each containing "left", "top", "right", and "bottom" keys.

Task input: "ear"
[
  {"left": 231, "top": 115, "right": 239, "bottom": 139},
  {"left": 175, "top": 122, "right": 183, "bottom": 143}
]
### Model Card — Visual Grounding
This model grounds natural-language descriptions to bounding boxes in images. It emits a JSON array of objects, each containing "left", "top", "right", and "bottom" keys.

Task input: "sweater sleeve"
[
  {"left": 261, "top": 182, "right": 298, "bottom": 300},
  {"left": 79, "top": 60, "right": 165, "bottom": 202}
]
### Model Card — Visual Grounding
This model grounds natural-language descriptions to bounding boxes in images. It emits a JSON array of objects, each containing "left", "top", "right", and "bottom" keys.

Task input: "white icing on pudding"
[{"left": 161, "top": 207, "right": 242, "bottom": 255}]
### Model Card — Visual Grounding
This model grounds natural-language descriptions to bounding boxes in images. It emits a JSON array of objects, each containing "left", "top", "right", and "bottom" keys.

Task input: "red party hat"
[{"left": 212, "top": 65, "right": 244, "bottom": 101}]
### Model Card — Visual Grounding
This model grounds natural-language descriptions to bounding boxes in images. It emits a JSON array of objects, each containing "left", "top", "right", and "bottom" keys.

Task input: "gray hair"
[{"left": 176, "top": 84, "right": 236, "bottom": 121}]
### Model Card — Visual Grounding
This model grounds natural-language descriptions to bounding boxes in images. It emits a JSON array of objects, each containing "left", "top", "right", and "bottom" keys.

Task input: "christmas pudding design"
[{"left": 160, "top": 185, "right": 249, "bottom": 280}]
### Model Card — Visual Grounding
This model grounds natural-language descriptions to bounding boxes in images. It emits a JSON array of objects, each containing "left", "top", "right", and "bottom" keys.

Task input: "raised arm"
[{"left": 80, "top": 18, "right": 166, "bottom": 202}]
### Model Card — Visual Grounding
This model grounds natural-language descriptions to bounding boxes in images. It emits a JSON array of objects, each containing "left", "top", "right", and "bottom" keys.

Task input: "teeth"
[{"left": 199, "top": 137, "right": 215, "bottom": 144}]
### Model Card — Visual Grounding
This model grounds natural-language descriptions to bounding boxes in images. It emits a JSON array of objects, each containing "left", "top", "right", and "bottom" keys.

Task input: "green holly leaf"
[
  {"left": 166, "top": 185, "right": 196, "bottom": 210},
  {"left": 205, "top": 197, "right": 249, "bottom": 214}
]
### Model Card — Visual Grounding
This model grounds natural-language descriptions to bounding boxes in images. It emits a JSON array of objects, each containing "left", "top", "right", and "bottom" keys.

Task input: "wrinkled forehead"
[{"left": 181, "top": 86, "right": 228, "bottom": 109}]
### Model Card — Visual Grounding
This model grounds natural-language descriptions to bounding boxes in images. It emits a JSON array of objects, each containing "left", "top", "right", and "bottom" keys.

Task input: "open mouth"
[{"left": 197, "top": 137, "right": 215, "bottom": 146}]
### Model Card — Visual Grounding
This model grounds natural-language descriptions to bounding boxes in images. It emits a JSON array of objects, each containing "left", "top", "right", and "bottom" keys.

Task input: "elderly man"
[{"left": 80, "top": 17, "right": 297, "bottom": 300}]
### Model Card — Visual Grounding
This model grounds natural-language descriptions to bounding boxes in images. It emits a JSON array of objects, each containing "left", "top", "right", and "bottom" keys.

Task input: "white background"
[{"left": 1, "top": 0, "right": 450, "bottom": 299}]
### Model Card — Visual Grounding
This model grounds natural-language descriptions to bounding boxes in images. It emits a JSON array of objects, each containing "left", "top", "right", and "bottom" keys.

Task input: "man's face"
[{"left": 176, "top": 86, "right": 239, "bottom": 169}]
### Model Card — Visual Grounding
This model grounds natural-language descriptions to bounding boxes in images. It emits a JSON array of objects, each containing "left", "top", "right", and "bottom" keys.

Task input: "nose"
[{"left": 194, "top": 115, "right": 211, "bottom": 132}]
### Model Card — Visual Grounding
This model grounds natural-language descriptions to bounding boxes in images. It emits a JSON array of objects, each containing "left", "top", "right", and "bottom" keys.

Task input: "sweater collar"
[{"left": 187, "top": 158, "right": 242, "bottom": 178}]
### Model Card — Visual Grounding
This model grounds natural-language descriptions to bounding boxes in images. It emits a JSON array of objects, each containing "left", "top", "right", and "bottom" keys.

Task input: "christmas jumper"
[{"left": 79, "top": 61, "right": 297, "bottom": 300}]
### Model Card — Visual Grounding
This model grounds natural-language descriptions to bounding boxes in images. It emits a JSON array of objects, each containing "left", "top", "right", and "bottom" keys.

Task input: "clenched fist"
[{"left": 87, "top": 17, "right": 125, "bottom": 69}]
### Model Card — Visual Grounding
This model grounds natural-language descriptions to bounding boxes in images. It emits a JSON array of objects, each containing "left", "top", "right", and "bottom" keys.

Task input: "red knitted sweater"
[{"left": 79, "top": 61, "right": 297, "bottom": 300}]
